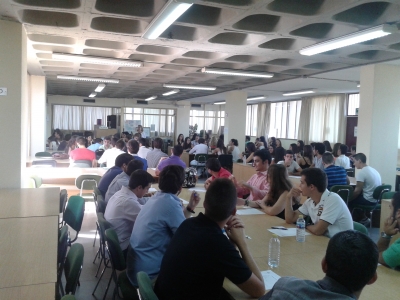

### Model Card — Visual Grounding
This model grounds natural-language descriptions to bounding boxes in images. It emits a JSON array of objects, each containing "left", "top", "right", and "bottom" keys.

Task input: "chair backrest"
[
  {"left": 35, "top": 151, "right": 52, "bottom": 158},
  {"left": 218, "top": 154, "right": 233, "bottom": 166},
  {"left": 32, "top": 160, "right": 57, "bottom": 167},
  {"left": 95, "top": 149, "right": 105, "bottom": 160},
  {"left": 194, "top": 154, "right": 208, "bottom": 163},
  {"left": 104, "top": 228, "right": 126, "bottom": 271},
  {"left": 58, "top": 225, "right": 69, "bottom": 265},
  {"left": 29, "top": 175, "right": 42, "bottom": 188},
  {"left": 373, "top": 184, "right": 392, "bottom": 202},
  {"left": 330, "top": 185, "right": 353, "bottom": 204},
  {"left": 353, "top": 221, "right": 369, "bottom": 235},
  {"left": 137, "top": 271, "right": 159, "bottom": 300},
  {"left": 70, "top": 160, "right": 92, "bottom": 168},
  {"left": 97, "top": 199, "right": 107, "bottom": 214},
  {"left": 382, "top": 191, "right": 395, "bottom": 201},
  {"left": 63, "top": 196, "right": 85, "bottom": 232},
  {"left": 75, "top": 174, "right": 102, "bottom": 190},
  {"left": 64, "top": 243, "right": 84, "bottom": 294},
  {"left": 60, "top": 189, "right": 68, "bottom": 214}
]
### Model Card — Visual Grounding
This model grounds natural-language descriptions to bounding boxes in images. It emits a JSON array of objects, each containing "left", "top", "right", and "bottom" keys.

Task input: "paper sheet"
[
  {"left": 268, "top": 228, "right": 311, "bottom": 237},
  {"left": 150, "top": 168, "right": 156, "bottom": 170},
  {"left": 236, "top": 208, "right": 265, "bottom": 215},
  {"left": 179, "top": 198, "right": 189, "bottom": 205},
  {"left": 261, "top": 270, "right": 281, "bottom": 290},
  {"left": 188, "top": 187, "right": 206, "bottom": 193}
]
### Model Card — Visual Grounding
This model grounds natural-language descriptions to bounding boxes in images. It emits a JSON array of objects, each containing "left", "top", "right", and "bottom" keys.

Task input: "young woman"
[
  {"left": 297, "top": 145, "right": 313, "bottom": 169},
  {"left": 210, "top": 136, "right": 218, "bottom": 150},
  {"left": 177, "top": 134, "right": 184, "bottom": 146},
  {"left": 273, "top": 146, "right": 285, "bottom": 165},
  {"left": 268, "top": 145, "right": 276, "bottom": 159},
  {"left": 183, "top": 137, "right": 192, "bottom": 151},
  {"left": 241, "top": 142, "right": 256, "bottom": 163},
  {"left": 323, "top": 140, "right": 332, "bottom": 152},
  {"left": 213, "top": 139, "right": 227, "bottom": 155},
  {"left": 269, "top": 137, "right": 277, "bottom": 148},
  {"left": 49, "top": 129, "right": 63, "bottom": 150},
  {"left": 297, "top": 140, "right": 304, "bottom": 154},
  {"left": 65, "top": 136, "right": 77, "bottom": 155},
  {"left": 259, "top": 136, "right": 268, "bottom": 150},
  {"left": 332, "top": 142, "right": 341, "bottom": 158},
  {"left": 276, "top": 139, "right": 282, "bottom": 148},
  {"left": 289, "top": 143, "right": 299, "bottom": 156},
  {"left": 249, "top": 164, "right": 300, "bottom": 219}
]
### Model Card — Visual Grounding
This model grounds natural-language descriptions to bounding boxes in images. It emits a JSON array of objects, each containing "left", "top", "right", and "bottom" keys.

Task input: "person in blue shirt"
[
  {"left": 127, "top": 139, "right": 148, "bottom": 170},
  {"left": 87, "top": 138, "right": 103, "bottom": 152},
  {"left": 322, "top": 152, "right": 349, "bottom": 190}
]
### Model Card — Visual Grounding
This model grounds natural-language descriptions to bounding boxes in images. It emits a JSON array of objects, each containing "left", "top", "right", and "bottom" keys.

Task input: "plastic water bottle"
[
  {"left": 268, "top": 234, "right": 280, "bottom": 268},
  {"left": 296, "top": 215, "right": 306, "bottom": 242},
  {"left": 243, "top": 155, "right": 246, "bottom": 164}
]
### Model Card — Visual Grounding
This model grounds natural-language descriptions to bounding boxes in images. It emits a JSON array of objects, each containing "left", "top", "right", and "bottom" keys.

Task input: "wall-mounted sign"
[{"left": 0, "top": 88, "right": 7, "bottom": 95}]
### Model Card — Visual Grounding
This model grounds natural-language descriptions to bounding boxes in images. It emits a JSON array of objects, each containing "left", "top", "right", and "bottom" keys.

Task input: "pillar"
[
  {"left": 357, "top": 64, "right": 400, "bottom": 187},
  {"left": 176, "top": 101, "right": 190, "bottom": 140},
  {"left": 224, "top": 91, "right": 247, "bottom": 152},
  {"left": 30, "top": 76, "right": 47, "bottom": 157},
  {"left": 0, "top": 20, "right": 27, "bottom": 188}
]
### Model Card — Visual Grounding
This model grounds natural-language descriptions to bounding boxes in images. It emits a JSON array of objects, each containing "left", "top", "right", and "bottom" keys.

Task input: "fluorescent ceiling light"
[
  {"left": 247, "top": 96, "right": 266, "bottom": 101},
  {"left": 142, "top": 0, "right": 193, "bottom": 40},
  {"left": 202, "top": 68, "right": 273, "bottom": 78},
  {"left": 95, "top": 83, "right": 106, "bottom": 92},
  {"left": 214, "top": 102, "right": 226, "bottom": 105},
  {"left": 283, "top": 90, "right": 315, "bottom": 96},
  {"left": 162, "top": 89, "right": 180, "bottom": 96},
  {"left": 163, "top": 84, "right": 216, "bottom": 91},
  {"left": 52, "top": 53, "right": 143, "bottom": 67},
  {"left": 88, "top": 92, "right": 97, "bottom": 98},
  {"left": 145, "top": 96, "right": 157, "bottom": 101},
  {"left": 57, "top": 75, "right": 119, "bottom": 83},
  {"left": 300, "top": 24, "right": 397, "bottom": 56}
]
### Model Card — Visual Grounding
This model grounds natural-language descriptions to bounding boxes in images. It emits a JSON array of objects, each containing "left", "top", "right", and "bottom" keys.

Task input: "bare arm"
[
  {"left": 256, "top": 191, "right": 289, "bottom": 216},
  {"left": 285, "top": 188, "right": 301, "bottom": 224},
  {"left": 306, "top": 219, "right": 329, "bottom": 236},
  {"left": 352, "top": 181, "right": 364, "bottom": 199},
  {"left": 378, "top": 217, "right": 399, "bottom": 266},
  {"left": 289, "top": 166, "right": 302, "bottom": 176},
  {"left": 346, "top": 176, "right": 350, "bottom": 185},
  {"left": 246, "top": 152, "right": 254, "bottom": 163},
  {"left": 183, "top": 191, "right": 200, "bottom": 218}
]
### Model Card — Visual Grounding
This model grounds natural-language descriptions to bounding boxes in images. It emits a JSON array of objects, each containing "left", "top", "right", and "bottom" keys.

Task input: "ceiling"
[{"left": 2, "top": 0, "right": 400, "bottom": 104}]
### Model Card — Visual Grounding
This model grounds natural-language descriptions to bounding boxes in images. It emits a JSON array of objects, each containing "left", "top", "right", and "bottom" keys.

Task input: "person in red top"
[
  {"left": 69, "top": 136, "right": 96, "bottom": 167},
  {"left": 204, "top": 158, "right": 232, "bottom": 190}
]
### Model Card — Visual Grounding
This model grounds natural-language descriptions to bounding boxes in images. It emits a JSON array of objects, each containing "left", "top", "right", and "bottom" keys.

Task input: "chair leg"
[
  {"left": 93, "top": 227, "right": 98, "bottom": 247},
  {"left": 92, "top": 259, "right": 109, "bottom": 295},
  {"left": 103, "top": 269, "right": 115, "bottom": 300},
  {"left": 370, "top": 210, "right": 373, "bottom": 229}
]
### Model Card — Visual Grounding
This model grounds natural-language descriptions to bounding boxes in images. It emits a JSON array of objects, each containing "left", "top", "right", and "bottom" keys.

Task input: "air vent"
[
  {"left": 137, "top": 100, "right": 148, "bottom": 105},
  {"left": 191, "top": 104, "right": 202, "bottom": 108},
  {"left": 83, "top": 99, "right": 95, "bottom": 103}
]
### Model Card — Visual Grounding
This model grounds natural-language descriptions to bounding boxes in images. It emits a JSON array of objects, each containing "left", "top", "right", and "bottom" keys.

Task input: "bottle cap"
[
  {"left": 299, "top": 215, "right": 303, "bottom": 218},
  {"left": 273, "top": 234, "right": 278, "bottom": 238}
]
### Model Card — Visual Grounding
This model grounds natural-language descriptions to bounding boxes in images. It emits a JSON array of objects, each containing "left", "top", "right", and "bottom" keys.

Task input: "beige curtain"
[
  {"left": 297, "top": 97, "right": 312, "bottom": 144},
  {"left": 256, "top": 102, "right": 271, "bottom": 137}
]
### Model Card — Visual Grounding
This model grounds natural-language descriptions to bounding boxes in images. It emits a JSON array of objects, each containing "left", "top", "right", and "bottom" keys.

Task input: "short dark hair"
[
  {"left": 314, "top": 142, "right": 325, "bottom": 155},
  {"left": 206, "top": 158, "right": 221, "bottom": 172},
  {"left": 231, "top": 139, "right": 238, "bottom": 146},
  {"left": 134, "top": 133, "right": 141, "bottom": 138},
  {"left": 115, "top": 153, "right": 134, "bottom": 167},
  {"left": 245, "top": 135, "right": 250, "bottom": 142},
  {"left": 322, "top": 152, "right": 334, "bottom": 165},
  {"left": 204, "top": 178, "right": 237, "bottom": 222},
  {"left": 64, "top": 134, "right": 71, "bottom": 142},
  {"left": 172, "top": 145, "right": 183, "bottom": 156},
  {"left": 159, "top": 165, "right": 185, "bottom": 194},
  {"left": 339, "top": 144, "right": 348, "bottom": 155},
  {"left": 254, "top": 149, "right": 272, "bottom": 165},
  {"left": 115, "top": 139, "right": 125, "bottom": 150},
  {"left": 126, "top": 159, "right": 144, "bottom": 176},
  {"left": 129, "top": 170, "right": 154, "bottom": 190},
  {"left": 301, "top": 168, "right": 326, "bottom": 193},
  {"left": 198, "top": 138, "right": 205, "bottom": 144},
  {"left": 104, "top": 136, "right": 111, "bottom": 141},
  {"left": 326, "top": 230, "right": 378, "bottom": 293},
  {"left": 94, "top": 138, "right": 103, "bottom": 144},
  {"left": 77, "top": 137, "right": 86, "bottom": 146},
  {"left": 354, "top": 153, "right": 367, "bottom": 163},
  {"left": 351, "top": 145, "right": 356, "bottom": 151},
  {"left": 285, "top": 150, "right": 293, "bottom": 155},
  {"left": 139, "top": 138, "right": 147, "bottom": 147},
  {"left": 154, "top": 138, "right": 163, "bottom": 149},
  {"left": 128, "top": 139, "right": 139, "bottom": 154}
]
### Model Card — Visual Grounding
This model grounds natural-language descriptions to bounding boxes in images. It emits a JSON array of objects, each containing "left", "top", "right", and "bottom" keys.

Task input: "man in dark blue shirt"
[{"left": 322, "top": 152, "right": 349, "bottom": 190}]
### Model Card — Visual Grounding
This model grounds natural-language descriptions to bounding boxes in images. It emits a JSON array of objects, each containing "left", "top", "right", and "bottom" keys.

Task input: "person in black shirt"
[{"left": 154, "top": 178, "right": 265, "bottom": 300}]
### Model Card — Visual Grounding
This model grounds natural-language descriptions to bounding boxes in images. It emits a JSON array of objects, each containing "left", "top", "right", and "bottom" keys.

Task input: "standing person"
[
  {"left": 277, "top": 150, "right": 302, "bottom": 176},
  {"left": 69, "top": 136, "right": 96, "bottom": 167},
  {"left": 296, "top": 145, "right": 313, "bottom": 169},
  {"left": 210, "top": 136, "right": 218, "bottom": 150},
  {"left": 310, "top": 142, "right": 325, "bottom": 171},
  {"left": 176, "top": 134, "right": 184, "bottom": 146},
  {"left": 322, "top": 152, "right": 349, "bottom": 190},
  {"left": 137, "top": 138, "right": 151, "bottom": 159},
  {"left": 213, "top": 139, "right": 227, "bottom": 155},
  {"left": 228, "top": 139, "right": 240, "bottom": 162},
  {"left": 97, "top": 138, "right": 125, "bottom": 168},
  {"left": 269, "top": 137, "right": 277, "bottom": 148},
  {"left": 154, "top": 179, "right": 265, "bottom": 299},
  {"left": 335, "top": 144, "right": 351, "bottom": 169},
  {"left": 146, "top": 137, "right": 168, "bottom": 168}
]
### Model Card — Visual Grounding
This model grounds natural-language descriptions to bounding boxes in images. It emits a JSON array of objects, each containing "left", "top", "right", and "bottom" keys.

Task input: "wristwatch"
[{"left": 381, "top": 232, "right": 392, "bottom": 239}]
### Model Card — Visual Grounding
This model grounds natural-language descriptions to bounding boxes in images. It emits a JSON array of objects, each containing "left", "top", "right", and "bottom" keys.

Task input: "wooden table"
[
  {"left": 0, "top": 187, "right": 59, "bottom": 219},
  {"left": 0, "top": 216, "right": 58, "bottom": 289},
  {"left": 233, "top": 163, "right": 256, "bottom": 183},
  {"left": 0, "top": 283, "right": 56, "bottom": 300}
]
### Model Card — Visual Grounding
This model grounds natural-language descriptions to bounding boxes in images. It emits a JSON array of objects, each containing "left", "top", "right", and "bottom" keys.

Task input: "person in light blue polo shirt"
[
  {"left": 87, "top": 138, "right": 103, "bottom": 152},
  {"left": 155, "top": 145, "right": 186, "bottom": 175}
]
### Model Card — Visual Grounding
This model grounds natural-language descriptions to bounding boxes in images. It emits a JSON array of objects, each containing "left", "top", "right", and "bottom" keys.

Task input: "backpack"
[{"left": 182, "top": 167, "right": 197, "bottom": 188}]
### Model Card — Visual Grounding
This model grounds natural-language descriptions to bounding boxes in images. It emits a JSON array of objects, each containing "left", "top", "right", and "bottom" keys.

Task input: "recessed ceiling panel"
[
  {"left": 19, "top": 10, "right": 79, "bottom": 27},
  {"left": 80, "top": 63, "right": 114, "bottom": 70},
  {"left": 177, "top": 4, "right": 235, "bottom": 26},
  {"left": 90, "top": 17, "right": 147, "bottom": 34},
  {"left": 208, "top": 62, "right": 244, "bottom": 69},
  {"left": 32, "top": 45, "right": 75, "bottom": 53},
  {"left": 232, "top": 14, "right": 280, "bottom": 33},
  {"left": 202, "top": 0, "right": 260, "bottom": 6},
  {"left": 281, "top": 69, "right": 314, "bottom": 75},
  {"left": 333, "top": 2, "right": 390, "bottom": 25},
  {"left": 225, "top": 55, "right": 262, "bottom": 63},
  {"left": 182, "top": 51, "right": 225, "bottom": 59},
  {"left": 170, "top": 58, "right": 206, "bottom": 66},
  {"left": 208, "top": 32, "right": 264, "bottom": 45},
  {"left": 42, "top": 66, "right": 74, "bottom": 71},
  {"left": 161, "top": 65, "right": 199, "bottom": 72},
  {"left": 267, "top": 0, "right": 325, "bottom": 16},
  {"left": 136, "top": 45, "right": 180, "bottom": 56},
  {"left": 266, "top": 58, "right": 296, "bottom": 66},
  {"left": 94, "top": 0, "right": 165, "bottom": 18},
  {"left": 39, "top": 60, "right": 74, "bottom": 67},
  {"left": 159, "top": 25, "right": 205, "bottom": 41},
  {"left": 290, "top": 23, "right": 333, "bottom": 39},
  {"left": 83, "top": 49, "right": 123, "bottom": 58},
  {"left": 13, "top": 0, "right": 80, "bottom": 9},
  {"left": 85, "top": 39, "right": 128, "bottom": 50},
  {"left": 258, "top": 38, "right": 295, "bottom": 50},
  {"left": 129, "top": 54, "right": 170, "bottom": 63},
  {"left": 28, "top": 34, "right": 76, "bottom": 45},
  {"left": 348, "top": 50, "right": 400, "bottom": 60}
]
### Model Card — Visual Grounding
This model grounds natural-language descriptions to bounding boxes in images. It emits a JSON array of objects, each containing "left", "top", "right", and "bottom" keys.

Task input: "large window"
[
  {"left": 246, "top": 104, "right": 258, "bottom": 136},
  {"left": 347, "top": 93, "right": 360, "bottom": 115},
  {"left": 268, "top": 100, "right": 301, "bottom": 139},
  {"left": 190, "top": 107, "right": 225, "bottom": 134}
]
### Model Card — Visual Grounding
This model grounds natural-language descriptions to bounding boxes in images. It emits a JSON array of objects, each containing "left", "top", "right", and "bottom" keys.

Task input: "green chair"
[
  {"left": 75, "top": 174, "right": 101, "bottom": 199},
  {"left": 64, "top": 243, "right": 84, "bottom": 295},
  {"left": 190, "top": 154, "right": 208, "bottom": 178},
  {"left": 29, "top": 175, "right": 42, "bottom": 188},
  {"left": 137, "top": 271, "right": 159, "bottom": 300},
  {"left": 35, "top": 151, "right": 52, "bottom": 158},
  {"left": 353, "top": 221, "right": 368, "bottom": 235},
  {"left": 330, "top": 185, "right": 353, "bottom": 205},
  {"left": 63, "top": 196, "right": 85, "bottom": 245},
  {"left": 352, "top": 184, "right": 391, "bottom": 228},
  {"left": 104, "top": 228, "right": 139, "bottom": 300},
  {"left": 58, "top": 225, "right": 69, "bottom": 296},
  {"left": 92, "top": 186, "right": 104, "bottom": 247},
  {"left": 61, "top": 296, "right": 76, "bottom": 300}
]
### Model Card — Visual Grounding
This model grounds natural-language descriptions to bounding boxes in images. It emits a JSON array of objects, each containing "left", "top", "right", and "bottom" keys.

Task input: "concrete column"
[
  {"left": 176, "top": 101, "right": 190, "bottom": 140},
  {"left": 357, "top": 64, "right": 400, "bottom": 187},
  {"left": 30, "top": 76, "right": 47, "bottom": 157},
  {"left": 224, "top": 91, "right": 247, "bottom": 152},
  {"left": 0, "top": 20, "right": 27, "bottom": 188}
]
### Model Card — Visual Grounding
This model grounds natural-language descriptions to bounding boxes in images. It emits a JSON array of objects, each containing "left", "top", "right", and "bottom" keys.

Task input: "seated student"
[
  {"left": 84, "top": 131, "right": 93, "bottom": 147},
  {"left": 104, "top": 170, "right": 154, "bottom": 255},
  {"left": 189, "top": 137, "right": 208, "bottom": 154},
  {"left": 335, "top": 144, "right": 351, "bottom": 169},
  {"left": 191, "top": 133, "right": 199, "bottom": 148},
  {"left": 240, "top": 142, "right": 256, "bottom": 163},
  {"left": 99, "top": 136, "right": 112, "bottom": 151},
  {"left": 228, "top": 139, "right": 240, "bottom": 162},
  {"left": 98, "top": 153, "right": 133, "bottom": 198},
  {"left": 322, "top": 152, "right": 349, "bottom": 190},
  {"left": 296, "top": 145, "right": 313, "bottom": 169},
  {"left": 156, "top": 145, "right": 186, "bottom": 176},
  {"left": 105, "top": 160, "right": 144, "bottom": 203},
  {"left": 155, "top": 179, "right": 265, "bottom": 299},
  {"left": 261, "top": 230, "right": 378, "bottom": 300},
  {"left": 98, "top": 138, "right": 125, "bottom": 168},
  {"left": 87, "top": 138, "right": 103, "bottom": 152},
  {"left": 378, "top": 192, "right": 400, "bottom": 269},
  {"left": 65, "top": 136, "right": 77, "bottom": 155},
  {"left": 349, "top": 145, "right": 356, "bottom": 168},
  {"left": 137, "top": 138, "right": 151, "bottom": 159},
  {"left": 277, "top": 150, "right": 302, "bottom": 176},
  {"left": 204, "top": 158, "right": 232, "bottom": 190},
  {"left": 183, "top": 137, "right": 192, "bottom": 152},
  {"left": 133, "top": 133, "right": 141, "bottom": 141},
  {"left": 233, "top": 150, "right": 270, "bottom": 203},
  {"left": 250, "top": 164, "right": 300, "bottom": 219},
  {"left": 332, "top": 142, "right": 341, "bottom": 158},
  {"left": 245, "top": 135, "right": 251, "bottom": 147},
  {"left": 69, "top": 136, "right": 96, "bottom": 167},
  {"left": 272, "top": 146, "right": 285, "bottom": 165},
  {"left": 285, "top": 168, "right": 353, "bottom": 237},
  {"left": 126, "top": 165, "right": 201, "bottom": 286},
  {"left": 310, "top": 142, "right": 325, "bottom": 170},
  {"left": 57, "top": 133, "right": 70, "bottom": 151},
  {"left": 212, "top": 138, "right": 227, "bottom": 155},
  {"left": 146, "top": 137, "right": 168, "bottom": 168},
  {"left": 127, "top": 139, "right": 148, "bottom": 170}
]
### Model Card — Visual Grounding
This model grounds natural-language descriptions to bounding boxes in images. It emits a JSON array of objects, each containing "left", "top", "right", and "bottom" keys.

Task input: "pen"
[{"left": 271, "top": 227, "right": 288, "bottom": 230}]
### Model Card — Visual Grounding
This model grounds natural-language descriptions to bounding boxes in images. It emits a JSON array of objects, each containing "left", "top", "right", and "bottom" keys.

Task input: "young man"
[
  {"left": 105, "top": 160, "right": 144, "bottom": 203},
  {"left": 87, "top": 138, "right": 103, "bottom": 152},
  {"left": 310, "top": 142, "right": 325, "bottom": 171},
  {"left": 69, "top": 136, "right": 96, "bottom": 167},
  {"left": 104, "top": 170, "right": 154, "bottom": 254},
  {"left": 277, "top": 150, "right": 302, "bottom": 176},
  {"left": 98, "top": 138, "right": 125, "bottom": 168},
  {"left": 189, "top": 137, "right": 208, "bottom": 154},
  {"left": 99, "top": 136, "right": 112, "bottom": 150},
  {"left": 285, "top": 168, "right": 353, "bottom": 237},
  {"left": 137, "top": 138, "right": 151, "bottom": 159},
  {"left": 127, "top": 139, "right": 148, "bottom": 170},
  {"left": 156, "top": 145, "right": 186, "bottom": 175},
  {"left": 322, "top": 152, "right": 349, "bottom": 190},
  {"left": 97, "top": 153, "right": 133, "bottom": 198},
  {"left": 335, "top": 144, "right": 351, "bottom": 169},
  {"left": 261, "top": 230, "right": 378, "bottom": 299},
  {"left": 146, "top": 137, "right": 168, "bottom": 168},
  {"left": 233, "top": 150, "right": 270, "bottom": 203},
  {"left": 154, "top": 179, "right": 265, "bottom": 299},
  {"left": 204, "top": 158, "right": 232, "bottom": 190},
  {"left": 228, "top": 139, "right": 240, "bottom": 162},
  {"left": 126, "top": 165, "right": 200, "bottom": 286}
]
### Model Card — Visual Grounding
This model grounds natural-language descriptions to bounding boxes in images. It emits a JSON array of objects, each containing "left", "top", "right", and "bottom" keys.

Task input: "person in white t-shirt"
[
  {"left": 189, "top": 138, "right": 208, "bottom": 155},
  {"left": 335, "top": 144, "right": 351, "bottom": 169},
  {"left": 285, "top": 168, "right": 353, "bottom": 237},
  {"left": 98, "top": 138, "right": 126, "bottom": 167},
  {"left": 277, "top": 150, "right": 302, "bottom": 176},
  {"left": 228, "top": 139, "right": 240, "bottom": 162},
  {"left": 137, "top": 138, "right": 152, "bottom": 159}
]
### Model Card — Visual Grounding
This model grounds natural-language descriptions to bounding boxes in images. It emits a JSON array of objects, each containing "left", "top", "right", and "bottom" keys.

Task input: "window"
[
  {"left": 190, "top": 107, "right": 225, "bottom": 134},
  {"left": 245, "top": 104, "right": 258, "bottom": 136},
  {"left": 268, "top": 100, "right": 301, "bottom": 139},
  {"left": 347, "top": 93, "right": 360, "bottom": 116},
  {"left": 123, "top": 108, "right": 175, "bottom": 136}
]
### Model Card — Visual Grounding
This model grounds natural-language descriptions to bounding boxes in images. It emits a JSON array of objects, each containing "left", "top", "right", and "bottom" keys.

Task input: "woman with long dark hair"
[
  {"left": 273, "top": 147, "right": 285, "bottom": 164},
  {"left": 297, "top": 140, "right": 304, "bottom": 154},
  {"left": 241, "top": 142, "right": 256, "bottom": 163},
  {"left": 259, "top": 136, "right": 267, "bottom": 149},
  {"left": 213, "top": 139, "right": 227, "bottom": 155},
  {"left": 323, "top": 140, "right": 332, "bottom": 152},
  {"left": 177, "top": 134, "right": 184, "bottom": 146},
  {"left": 183, "top": 137, "right": 192, "bottom": 151},
  {"left": 297, "top": 145, "right": 313, "bottom": 169}
]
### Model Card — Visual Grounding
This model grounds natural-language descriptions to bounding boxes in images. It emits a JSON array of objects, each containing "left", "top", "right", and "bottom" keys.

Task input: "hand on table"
[
  {"left": 254, "top": 200, "right": 266, "bottom": 209},
  {"left": 238, "top": 181, "right": 252, "bottom": 192},
  {"left": 384, "top": 217, "right": 399, "bottom": 236}
]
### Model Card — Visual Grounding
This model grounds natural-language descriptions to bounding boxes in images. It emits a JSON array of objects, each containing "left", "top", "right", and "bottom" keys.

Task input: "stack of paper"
[
  {"left": 236, "top": 208, "right": 265, "bottom": 215},
  {"left": 261, "top": 270, "right": 281, "bottom": 290},
  {"left": 268, "top": 228, "right": 311, "bottom": 237}
]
